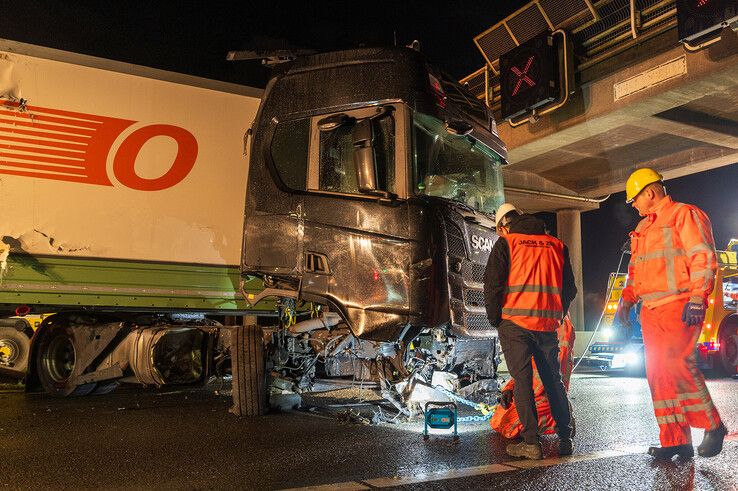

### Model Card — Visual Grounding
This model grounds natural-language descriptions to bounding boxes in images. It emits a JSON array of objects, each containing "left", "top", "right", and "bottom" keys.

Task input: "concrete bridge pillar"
[{"left": 557, "top": 209, "right": 584, "bottom": 330}]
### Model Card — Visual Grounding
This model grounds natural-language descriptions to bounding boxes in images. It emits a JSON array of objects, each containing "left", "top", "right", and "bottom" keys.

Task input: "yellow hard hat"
[{"left": 625, "top": 167, "right": 663, "bottom": 203}]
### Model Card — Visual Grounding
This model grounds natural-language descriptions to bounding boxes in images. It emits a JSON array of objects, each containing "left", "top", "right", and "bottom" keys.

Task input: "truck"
[
  {"left": 0, "top": 39, "right": 508, "bottom": 415},
  {"left": 698, "top": 239, "right": 738, "bottom": 376}
]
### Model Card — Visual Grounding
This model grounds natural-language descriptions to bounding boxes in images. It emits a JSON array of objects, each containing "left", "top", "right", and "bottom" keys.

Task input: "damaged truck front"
[
  {"left": 0, "top": 40, "right": 509, "bottom": 416},
  {"left": 234, "top": 47, "right": 508, "bottom": 415}
]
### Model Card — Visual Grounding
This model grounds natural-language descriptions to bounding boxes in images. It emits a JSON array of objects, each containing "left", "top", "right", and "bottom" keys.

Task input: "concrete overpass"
[{"left": 461, "top": 0, "right": 738, "bottom": 328}]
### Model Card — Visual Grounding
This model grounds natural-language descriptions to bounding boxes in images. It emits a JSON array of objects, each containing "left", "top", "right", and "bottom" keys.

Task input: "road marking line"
[
  {"left": 280, "top": 441, "right": 736, "bottom": 490},
  {"left": 501, "top": 448, "right": 641, "bottom": 469},
  {"left": 280, "top": 482, "right": 370, "bottom": 491},
  {"left": 363, "top": 463, "right": 517, "bottom": 487}
]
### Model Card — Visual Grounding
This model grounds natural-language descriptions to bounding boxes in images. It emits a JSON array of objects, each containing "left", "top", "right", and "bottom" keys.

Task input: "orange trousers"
[
  {"left": 641, "top": 300, "right": 722, "bottom": 446},
  {"left": 490, "top": 316, "right": 575, "bottom": 438}
]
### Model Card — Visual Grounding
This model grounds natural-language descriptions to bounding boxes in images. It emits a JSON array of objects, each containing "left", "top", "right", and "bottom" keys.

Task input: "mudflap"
[{"left": 230, "top": 324, "right": 268, "bottom": 417}]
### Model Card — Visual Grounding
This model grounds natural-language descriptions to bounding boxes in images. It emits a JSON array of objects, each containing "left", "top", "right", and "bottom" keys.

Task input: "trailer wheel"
[
  {"left": 36, "top": 325, "right": 97, "bottom": 397},
  {"left": 230, "top": 325, "right": 268, "bottom": 417},
  {"left": 717, "top": 318, "right": 738, "bottom": 377},
  {"left": 0, "top": 326, "right": 31, "bottom": 378}
]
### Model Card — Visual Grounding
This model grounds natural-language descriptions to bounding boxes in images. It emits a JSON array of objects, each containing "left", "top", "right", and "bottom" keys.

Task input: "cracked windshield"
[{"left": 412, "top": 112, "right": 504, "bottom": 214}]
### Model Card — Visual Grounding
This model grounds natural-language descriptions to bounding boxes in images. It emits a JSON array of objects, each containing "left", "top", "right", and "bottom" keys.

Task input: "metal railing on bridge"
[{"left": 461, "top": 0, "right": 677, "bottom": 111}]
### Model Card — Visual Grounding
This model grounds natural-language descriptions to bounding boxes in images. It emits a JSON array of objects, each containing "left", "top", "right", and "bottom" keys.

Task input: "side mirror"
[
  {"left": 352, "top": 118, "right": 378, "bottom": 193},
  {"left": 318, "top": 113, "right": 354, "bottom": 131},
  {"left": 445, "top": 120, "right": 473, "bottom": 136}
]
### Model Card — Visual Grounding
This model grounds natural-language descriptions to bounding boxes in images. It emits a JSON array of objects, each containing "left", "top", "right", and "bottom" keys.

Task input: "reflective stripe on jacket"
[
  {"left": 622, "top": 196, "right": 717, "bottom": 308},
  {"left": 501, "top": 233, "right": 564, "bottom": 331}
]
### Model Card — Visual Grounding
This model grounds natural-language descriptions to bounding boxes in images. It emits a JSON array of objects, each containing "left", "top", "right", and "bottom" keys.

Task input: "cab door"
[{"left": 300, "top": 104, "right": 413, "bottom": 338}]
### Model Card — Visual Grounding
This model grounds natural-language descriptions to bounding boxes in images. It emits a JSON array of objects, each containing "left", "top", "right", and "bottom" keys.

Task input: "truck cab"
[
  {"left": 244, "top": 47, "right": 505, "bottom": 336},
  {"left": 234, "top": 47, "right": 508, "bottom": 414}
]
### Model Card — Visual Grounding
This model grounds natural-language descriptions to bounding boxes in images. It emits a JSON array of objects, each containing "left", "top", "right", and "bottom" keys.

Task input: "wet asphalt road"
[{"left": 0, "top": 373, "right": 737, "bottom": 490}]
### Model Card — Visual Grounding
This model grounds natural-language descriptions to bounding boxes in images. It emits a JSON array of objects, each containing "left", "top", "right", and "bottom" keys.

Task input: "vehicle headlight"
[{"left": 602, "top": 327, "right": 612, "bottom": 341}]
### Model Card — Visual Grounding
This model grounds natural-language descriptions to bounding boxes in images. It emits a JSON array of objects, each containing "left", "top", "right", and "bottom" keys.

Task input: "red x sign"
[{"left": 510, "top": 56, "right": 536, "bottom": 96}]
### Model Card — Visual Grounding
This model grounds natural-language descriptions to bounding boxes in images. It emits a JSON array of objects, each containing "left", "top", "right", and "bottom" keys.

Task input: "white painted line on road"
[
  {"left": 280, "top": 482, "right": 370, "bottom": 491},
  {"left": 501, "top": 448, "right": 642, "bottom": 469},
  {"left": 280, "top": 442, "right": 736, "bottom": 490},
  {"left": 363, "top": 463, "right": 517, "bottom": 487}
]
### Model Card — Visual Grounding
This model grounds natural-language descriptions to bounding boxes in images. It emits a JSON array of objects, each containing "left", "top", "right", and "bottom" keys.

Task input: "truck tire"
[
  {"left": 0, "top": 326, "right": 31, "bottom": 378},
  {"left": 717, "top": 318, "right": 738, "bottom": 377},
  {"left": 36, "top": 325, "right": 97, "bottom": 397},
  {"left": 230, "top": 325, "right": 268, "bottom": 417}
]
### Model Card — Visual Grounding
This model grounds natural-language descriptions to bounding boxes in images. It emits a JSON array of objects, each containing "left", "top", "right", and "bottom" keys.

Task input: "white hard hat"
[{"left": 495, "top": 203, "right": 519, "bottom": 229}]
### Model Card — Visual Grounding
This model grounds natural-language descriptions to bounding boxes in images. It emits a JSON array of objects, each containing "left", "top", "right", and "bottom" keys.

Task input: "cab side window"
[
  {"left": 271, "top": 118, "right": 309, "bottom": 191},
  {"left": 317, "top": 113, "right": 395, "bottom": 195},
  {"left": 318, "top": 124, "right": 356, "bottom": 193}
]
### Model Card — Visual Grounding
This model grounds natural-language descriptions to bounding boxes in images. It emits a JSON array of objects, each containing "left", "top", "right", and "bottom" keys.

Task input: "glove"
[
  {"left": 499, "top": 389, "right": 514, "bottom": 409},
  {"left": 682, "top": 302, "right": 706, "bottom": 327},
  {"left": 615, "top": 301, "right": 634, "bottom": 329}
]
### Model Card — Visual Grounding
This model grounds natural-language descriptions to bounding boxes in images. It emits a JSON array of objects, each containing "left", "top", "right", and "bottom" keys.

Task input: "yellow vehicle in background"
[
  {"left": 584, "top": 272, "right": 645, "bottom": 374},
  {"left": 698, "top": 239, "right": 738, "bottom": 376}
]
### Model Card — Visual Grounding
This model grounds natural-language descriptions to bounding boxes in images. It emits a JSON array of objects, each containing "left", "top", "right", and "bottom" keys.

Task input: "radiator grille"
[
  {"left": 466, "top": 314, "right": 493, "bottom": 332},
  {"left": 462, "top": 260, "right": 486, "bottom": 284},
  {"left": 464, "top": 289, "right": 485, "bottom": 308},
  {"left": 445, "top": 222, "right": 467, "bottom": 259}
]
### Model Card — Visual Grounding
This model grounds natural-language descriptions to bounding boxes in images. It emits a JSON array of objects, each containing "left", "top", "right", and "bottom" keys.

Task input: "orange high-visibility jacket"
[
  {"left": 501, "top": 233, "right": 565, "bottom": 332},
  {"left": 622, "top": 196, "right": 717, "bottom": 308}
]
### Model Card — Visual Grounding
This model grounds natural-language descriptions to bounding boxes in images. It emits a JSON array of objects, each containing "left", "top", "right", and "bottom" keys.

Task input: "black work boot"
[
  {"left": 698, "top": 423, "right": 728, "bottom": 457},
  {"left": 647, "top": 444, "right": 694, "bottom": 460},
  {"left": 559, "top": 437, "right": 574, "bottom": 456},
  {"left": 506, "top": 441, "right": 543, "bottom": 460}
]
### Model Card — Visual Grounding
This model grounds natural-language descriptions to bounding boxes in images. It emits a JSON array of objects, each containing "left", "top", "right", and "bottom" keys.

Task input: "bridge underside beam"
[{"left": 499, "top": 30, "right": 738, "bottom": 198}]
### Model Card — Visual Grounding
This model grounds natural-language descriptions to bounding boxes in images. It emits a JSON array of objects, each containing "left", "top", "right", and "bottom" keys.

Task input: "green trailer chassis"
[{"left": 0, "top": 253, "right": 276, "bottom": 314}]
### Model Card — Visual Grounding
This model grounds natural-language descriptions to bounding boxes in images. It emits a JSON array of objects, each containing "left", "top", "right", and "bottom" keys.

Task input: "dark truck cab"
[{"left": 234, "top": 47, "right": 508, "bottom": 415}]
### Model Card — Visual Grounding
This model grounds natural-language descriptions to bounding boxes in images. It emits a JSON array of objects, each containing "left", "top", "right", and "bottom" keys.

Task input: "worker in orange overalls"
[
  {"left": 484, "top": 203, "right": 577, "bottom": 460},
  {"left": 490, "top": 315, "right": 576, "bottom": 439},
  {"left": 615, "top": 168, "right": 727, "bottom": 460}
]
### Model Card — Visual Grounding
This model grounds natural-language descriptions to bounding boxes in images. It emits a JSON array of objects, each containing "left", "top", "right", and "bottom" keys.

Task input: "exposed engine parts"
[
  {"left": 264, "top": 303, "right": 501, "bottom": 416},
  {"left": 23, "top": 305, "right": 500, "bottom": 417}
]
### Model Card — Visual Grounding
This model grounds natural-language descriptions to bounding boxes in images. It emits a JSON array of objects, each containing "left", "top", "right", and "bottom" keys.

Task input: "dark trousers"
[{"left": 498, "top": 319, "right": 572, "bottom": 444}]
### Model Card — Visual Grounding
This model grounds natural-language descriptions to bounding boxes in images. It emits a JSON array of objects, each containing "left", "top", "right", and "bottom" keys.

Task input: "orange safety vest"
[
  {"left": 501, "top": 233, "right": 564, "bottom": 332},
  {"left": 622, "top": 196, "right": 717, "bottom": 308}
]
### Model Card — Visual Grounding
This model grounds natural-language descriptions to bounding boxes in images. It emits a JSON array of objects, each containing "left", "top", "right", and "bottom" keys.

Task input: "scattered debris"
[{"left": 336, "top": 408, "right": 372, "bottom": 425}]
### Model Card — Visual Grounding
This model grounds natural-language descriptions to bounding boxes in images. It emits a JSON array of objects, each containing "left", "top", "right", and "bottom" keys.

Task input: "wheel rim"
[
  {"left": 44, "top": 334, "right": 76, "bottom": 382},
  {"left": 0, "top": 338, "right": 20, "bottom": 365}
]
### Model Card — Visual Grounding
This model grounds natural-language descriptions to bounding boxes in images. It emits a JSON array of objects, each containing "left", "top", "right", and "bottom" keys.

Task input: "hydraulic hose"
[{"left": 572, "top": 249, "right": 629, "bottom": 372}]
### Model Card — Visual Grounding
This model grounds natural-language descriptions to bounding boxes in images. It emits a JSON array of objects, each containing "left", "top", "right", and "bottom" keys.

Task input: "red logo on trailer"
[{"left": 0, "top": 100, "right": 198, "bottom": 191}]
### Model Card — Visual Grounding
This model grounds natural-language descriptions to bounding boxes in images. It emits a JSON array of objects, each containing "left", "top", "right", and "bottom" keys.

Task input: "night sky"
[
  {"left": 0, "top": 1, "right": 529, "bottom": 86},
  {"left": 3, "top": 1, "right": 737, "bottom": 327}
]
